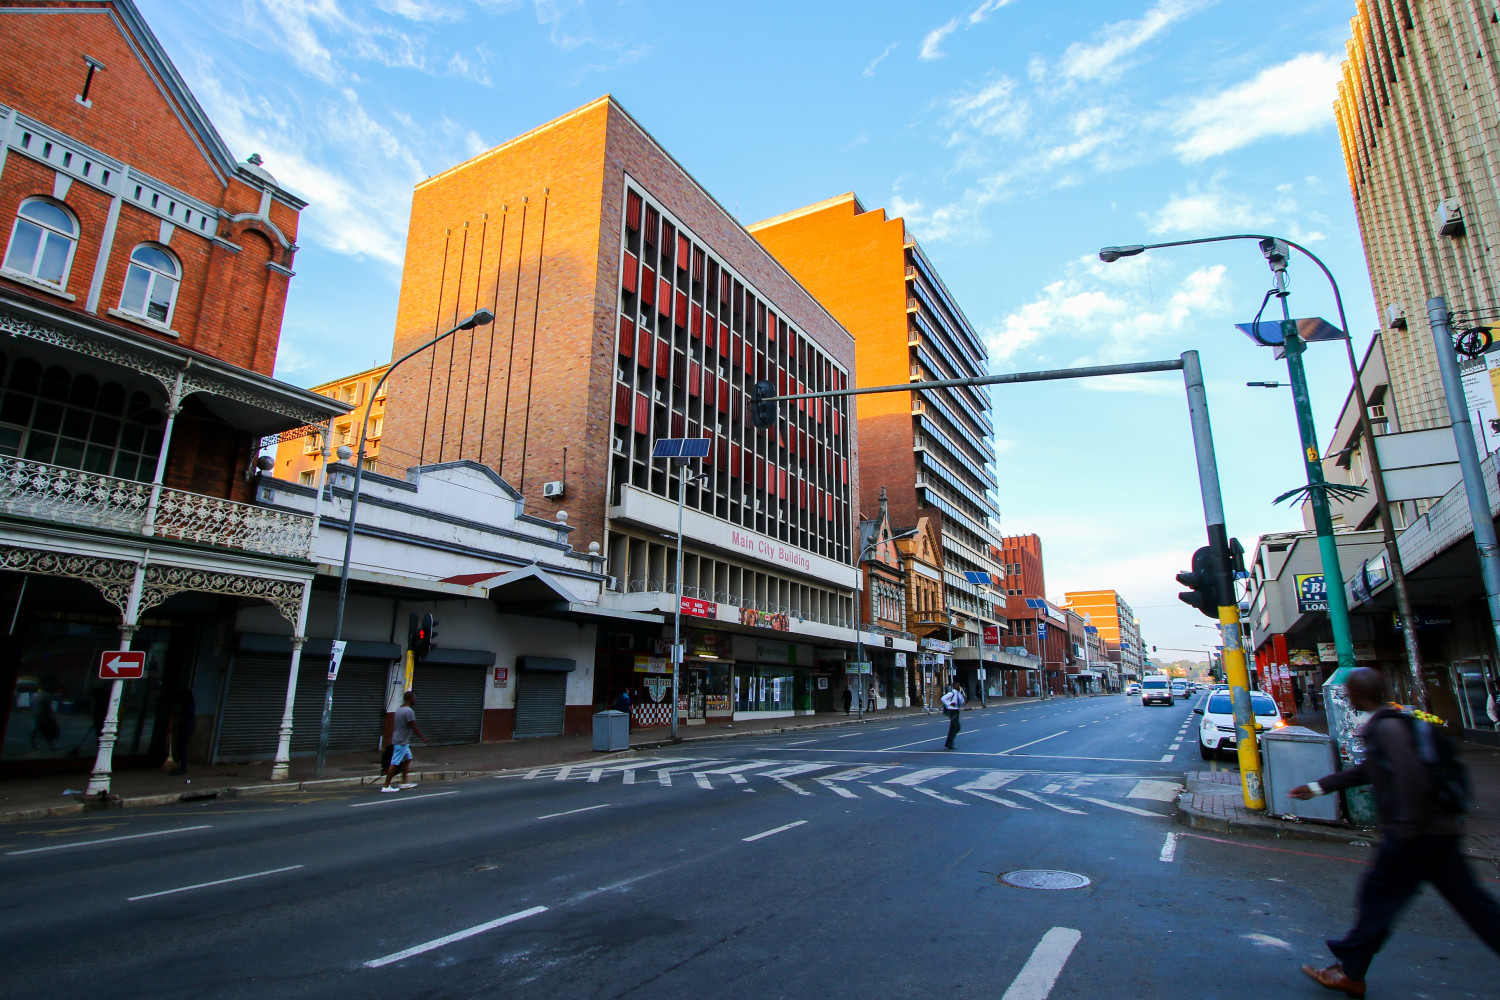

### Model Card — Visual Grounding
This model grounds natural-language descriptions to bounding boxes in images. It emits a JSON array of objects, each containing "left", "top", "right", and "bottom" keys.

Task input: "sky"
[{"left": 143, "top": 0, "right": 1372, "bottom": 664}]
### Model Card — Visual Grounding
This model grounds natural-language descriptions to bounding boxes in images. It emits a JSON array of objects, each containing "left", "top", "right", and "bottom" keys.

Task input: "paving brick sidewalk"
[{"left": 0, "top": 700, "right": 1035, "bottom": 823}]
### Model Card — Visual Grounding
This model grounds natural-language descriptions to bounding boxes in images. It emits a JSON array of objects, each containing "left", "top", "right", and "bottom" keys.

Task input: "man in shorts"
[{"left": 381, "top": 690, "right": 429, "bottom": 792}]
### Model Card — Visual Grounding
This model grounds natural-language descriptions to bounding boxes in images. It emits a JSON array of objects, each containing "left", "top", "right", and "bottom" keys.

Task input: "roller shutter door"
[
  {"left": 411, "top": 663, "right": 483, "bottom": 746},
  {"left": 513, "top": 669, "right": 567, "bottom": 738},
  {"left": 216, "top": 654, "right": 388, "bottom": 762}
]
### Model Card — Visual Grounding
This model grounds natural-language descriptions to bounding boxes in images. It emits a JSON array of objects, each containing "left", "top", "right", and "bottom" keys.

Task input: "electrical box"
[
  {"left": 1434, "top": 198, "right": 1464, "bottom": 237},
  {"left": 1261, "top": 725, "right": 1343, "bottom": 824},
  {"left": 542, "top": 480, "right": 565, "bottom": 498}
]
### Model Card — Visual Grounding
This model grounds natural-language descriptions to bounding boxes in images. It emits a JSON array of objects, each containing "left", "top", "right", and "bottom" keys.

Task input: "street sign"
[
  {"left": 327, "top": 639, "right": 347, "bottom": 681},
  {"left": 99, "top": 650, "right": 145, "bottom": 680},
  {"left": 982, "top": 624, "right": 1000, "bottom": 645},
  {"left": 847, "top": 661, "right": 872, "bottom": 674}
]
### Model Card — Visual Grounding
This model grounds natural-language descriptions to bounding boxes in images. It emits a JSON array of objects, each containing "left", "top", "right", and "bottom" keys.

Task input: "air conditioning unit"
[
  {"left": 1367, "top": 403, "right": 1387, "bottom": 422},
  {"left": 606, "top": 575, "right": 619, "bottom": 592},
  {"left": 1386, "top": 303, "right": 1407, "bottom": 330},
  {"left": 542, "top": 480, "right": 565, "bottom": 498},
  {"left": 1434, "top": 198, "right": 1465, "bottom": 237}
]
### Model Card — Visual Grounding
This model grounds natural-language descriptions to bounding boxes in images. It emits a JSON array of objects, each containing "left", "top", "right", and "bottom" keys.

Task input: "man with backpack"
[{"left": 1290, "top": 668, "right": 1500, "bottom": 997}]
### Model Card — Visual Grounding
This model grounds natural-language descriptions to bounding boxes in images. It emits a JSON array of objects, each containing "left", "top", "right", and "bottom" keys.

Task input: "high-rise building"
[
  {"left": 379, "top": 97, "right": 873, "bottom": 726},
  {"left": 1064, "top": 590, "right": 1144, "bottom": 683},
  {"left": 272, "top": 363, "right": 388, "bottom": 484},
  {"left": 749, "top": 193, "right": 1005, "bottom": 690},
  {"left": 1335, "top": 0, "right": 1500, "bottom": 430}
]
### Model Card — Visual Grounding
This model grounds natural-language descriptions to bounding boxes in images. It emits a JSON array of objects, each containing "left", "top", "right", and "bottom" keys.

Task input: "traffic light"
[
  {"left": 1176, "top": 545, "right": 1221, "bottom": 618},
  {"left": 416, "top": 612, "right": 438, "bottom": 660},
  {"left": 750, "top": 380, "right": 777, "bottom": 429}
]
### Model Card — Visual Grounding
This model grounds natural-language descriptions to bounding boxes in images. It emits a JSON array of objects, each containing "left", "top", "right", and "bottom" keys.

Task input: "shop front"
[
  {"left": 682, "top": 629, "right": 734, "bottom": 725},
  {"left": 732, "top": 635, "right": 815, "bottom": 719}
]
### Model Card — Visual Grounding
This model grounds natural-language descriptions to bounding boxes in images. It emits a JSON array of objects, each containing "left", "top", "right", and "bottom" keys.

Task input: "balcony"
[{"left": 0, "top": 454, "right": 313, "bottom": 560}]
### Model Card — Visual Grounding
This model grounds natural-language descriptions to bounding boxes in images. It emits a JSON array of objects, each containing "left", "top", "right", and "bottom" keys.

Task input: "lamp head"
[
  {"left": 456, "top": 308, "right": 496, "bottom": 330},
  {"left": 1099, "top": 245, "right": 1145, "bottom": 263}
]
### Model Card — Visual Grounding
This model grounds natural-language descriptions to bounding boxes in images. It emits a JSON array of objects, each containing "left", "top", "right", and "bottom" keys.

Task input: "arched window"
[
  {"left": 3, "top": 198, "right": 78, "bottom": 288},
  {"left": 119, "top": 244, "right": 180, "bottom": 325}
]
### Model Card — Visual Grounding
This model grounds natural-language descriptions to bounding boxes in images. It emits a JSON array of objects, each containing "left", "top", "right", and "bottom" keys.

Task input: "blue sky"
[{"left": 144, "top": 0, "right": 1370, "bottom": 662}]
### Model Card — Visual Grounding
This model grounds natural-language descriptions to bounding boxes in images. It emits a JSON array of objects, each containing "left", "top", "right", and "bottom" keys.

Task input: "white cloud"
[
  {"left": 864, "top": 40, "right": 899, "bottom": 77},
  {"left": 920, "top": 17, "right": 960, "bottom": 60},
  {"left": 1172, "top": 51, "right": 1343, "bottom": 162},
  {"left": 1146, "top": 185, "right": 1270, "bottom": 234},
  {"left": 921, "top": 0, "right": 1017, "bottom": 60},
  {"left": 1059, "top": 0, "right": 1211, "bottom": 82}
]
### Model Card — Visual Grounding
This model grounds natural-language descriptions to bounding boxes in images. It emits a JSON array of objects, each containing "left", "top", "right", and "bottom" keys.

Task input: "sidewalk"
[
  {"left": 1176, "top": 736, "right": 1500, "bottom": 864},
  {"left": 0, "top": 701, "right": 1029, "bottom": 824}
]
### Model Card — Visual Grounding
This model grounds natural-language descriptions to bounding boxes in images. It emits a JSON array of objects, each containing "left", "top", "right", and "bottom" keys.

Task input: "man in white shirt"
[{"left": 941, "top": 682, "right": 965, "bottom": 749}]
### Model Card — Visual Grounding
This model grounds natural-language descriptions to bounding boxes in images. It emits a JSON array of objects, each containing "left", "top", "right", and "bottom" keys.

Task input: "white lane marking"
[
  {"left": 761, "top": 763, "right": 838, "bottom": 778},
  {"left": 772, "top": 777, "right": 813, "bottom": 796},
  {"left": 1000, "top": 927, "right": 1082, "bottom": 1000},
  {"left": 816, "top": 778, "right": 860, "bottom": 798},
  {"left": 1000, "top": 731, "right": 1069, "bottom": 754},
  {"left": 554, "top": 766, "right": 574, "bottom": 782},
  {"left": 624, "top": 770, "right": 635, "bottom": 785},
  {"left": 350, "top": 791, "right": 460, "bottom": 808},
  {"left": 1159, "top": 832, "right": 1179, "bottom": 861},
  {"left": 782, "top": 739, "right": 816, "bottom": 746},
  {"left": 885, "top": 767, "right": 956, "bottom": 786},
  {"left": 6, "top": 824, "right": 211, "bottom": 855},
  {"left": 880, "top": 734, "right": 949, "bottom": 750},
  {"left": 729, "top": 773, "right": 748, "bottom": 785},
  {"left": 956, "top": 771, "right": 1020, "bottom": 791},
  {"left": 963, "top": 789, "right": 1029, "bottom": 809},
  {"left": 536, "top": 803, "right": 610, "bottom": 820},
  {"left": 365, "top": 906, "right": 548, "bottom": 968},
  {"left": 128, "top": 865, "right": 303, "bottom": 901},
  {"left": 1160, "top": 754, "right": 1174, "bottom": 762},
  {"left": 1072, "top": 796, "right": 1167, "bottom": 818},
  {"left": 523, "top": 768, "right": 544, "bottom": 779},
  {"left": 1242, "top": 932, "right": 1293, "bottom": 950},
  {"left": 743, "top": 820, "right": 808, "bottom": 842},
  {"left": 1168, "top": 744, "right": 1182, "bottom": 751},
  {"left": 586, "top": 769, "right": 603, "bottom": 783},
  {"left": 879, "top": 727, "right": 898, "bottom": 731},
  {"left": 837, "top": 732, "right": 863, "bottom": 738},
  {"left": 914, "top": 787, "right": 968, "bottom": 805},
  {"left": 823, "top": 765, "right": 896, "bottom": 782},
  {"left": 870, "top": 785, "right": 907, "bottom": 800},
  {"left": 1040, "top": 783, "right": 1063, "bottom": 794},
  {"left": 702, "top": 761, "right": 779, "bottom": 775},
  {"left": 1010, "top": 789, "right": 1085, "bottom": 815},
  {"left": 694, "top": 774, "right": 713, "bottom": 790}
]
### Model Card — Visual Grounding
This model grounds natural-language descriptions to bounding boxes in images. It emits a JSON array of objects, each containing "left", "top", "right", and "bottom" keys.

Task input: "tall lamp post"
[
  {"left": 315, "top": 308, "right": 495, "bottom": 776},
  {"left": 1100, "top": 235, "right": 1423, "bottom": 703},
  {"left": 855, "top": 525, "right": 919, "bottom": 720}
]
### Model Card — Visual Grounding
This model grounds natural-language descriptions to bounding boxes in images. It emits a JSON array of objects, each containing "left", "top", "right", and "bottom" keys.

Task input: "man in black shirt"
[{"left": 1291, "top": 668, "right": 1500, "bottom": 996}]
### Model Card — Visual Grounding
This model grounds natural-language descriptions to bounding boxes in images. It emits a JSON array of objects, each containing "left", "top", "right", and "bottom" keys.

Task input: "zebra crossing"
[{"left": 513, "top": 757, "right": 1182, "bottom": 816}]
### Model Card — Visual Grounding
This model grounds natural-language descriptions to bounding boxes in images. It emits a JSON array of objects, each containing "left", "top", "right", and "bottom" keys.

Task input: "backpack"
[{"left": 1379, "top": 711, "right": 1472, "bottom": 816}]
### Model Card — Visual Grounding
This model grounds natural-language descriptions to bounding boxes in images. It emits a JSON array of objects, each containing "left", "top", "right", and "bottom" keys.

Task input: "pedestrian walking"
[
  {"left": 867, "top": 683, "right": 876, "bottom": 713},
  {"left": 169, "top": 688, "right": 195, "bottom": 775},
  {"left": 381, "top": 691, "right": 429, "bottom": 793},
  {"left": 1290, "top": 668, "right": 1500, "bottom": 997},
  {"left": 842, "top": 686, "right": 853, "bottom": 715},
  {"left": 941, "top": 681, "right": 965, "bottom": 749},
  {"left": 615, "top": 688, "right": 631, "bottom": 731}
]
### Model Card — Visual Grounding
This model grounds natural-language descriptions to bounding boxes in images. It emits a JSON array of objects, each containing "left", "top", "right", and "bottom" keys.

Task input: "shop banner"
[
  {"left": 1296, "top": 573, "right": 1327, "bottom": 613},
  {"left": 982, "top": 624, "right": 1000, "bottom": 645},
  {"left": 633, "top": 655, "right": 671, "bottom": 674},
  {"left": 894, "top": 652, "right": 907, "bottom": 668},
  {"left": 921, "top": 638, "right": 953, "bottom": 653},
  {"left": 1318, "top": 641, "right": 1377, "bottom": 662},
  {"left": 680, "top": 597, "right": 717, "bottom": 619},
  {"left": 1289, "top": 648, "right": 1318, "bottom": 666},
  {"left": 739, "top": 607, "right": 790, "bottom": 631}
]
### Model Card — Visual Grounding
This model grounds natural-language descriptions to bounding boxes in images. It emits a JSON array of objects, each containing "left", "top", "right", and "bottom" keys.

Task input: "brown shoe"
[{"left": 1300, "top": 964, "right": 1366, "bottom": 998}]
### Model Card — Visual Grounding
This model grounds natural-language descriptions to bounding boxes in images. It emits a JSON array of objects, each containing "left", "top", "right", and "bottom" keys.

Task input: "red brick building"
[
  {"left": 0, "top": 1, "right": 344, "bottom": 784},
  {"left": 380, "top": 97, "right": 863, "bottom": 733}
]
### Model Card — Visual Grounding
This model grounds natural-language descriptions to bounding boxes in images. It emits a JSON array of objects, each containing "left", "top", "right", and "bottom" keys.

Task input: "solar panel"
[
  {"left": 651, "top": 437, "right": 712, "bottom": 459},
  {"left": 963, "top": 571, "right": 989, "bottom": 585}
]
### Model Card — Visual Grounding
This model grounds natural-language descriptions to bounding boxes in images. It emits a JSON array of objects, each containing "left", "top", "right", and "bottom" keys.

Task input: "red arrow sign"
[{"left": 99, "top": 650, "right": 145, "bottom": 680}]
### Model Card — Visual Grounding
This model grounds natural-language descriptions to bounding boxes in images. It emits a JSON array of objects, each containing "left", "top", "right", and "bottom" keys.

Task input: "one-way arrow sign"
[{"left": 99, "top": 650, "right": 145, "bottom": 680}]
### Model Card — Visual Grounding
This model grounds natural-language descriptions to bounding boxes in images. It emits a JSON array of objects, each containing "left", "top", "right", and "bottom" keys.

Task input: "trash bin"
[
  {"left": 1261, "top": 725, "right": 1342, "bottom": 823},
  {"left": 592, "top": 710, "right": 629, "bottom": 752}
]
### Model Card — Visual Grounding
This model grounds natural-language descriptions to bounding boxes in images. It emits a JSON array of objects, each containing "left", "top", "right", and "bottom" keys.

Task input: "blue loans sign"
[{"left": 1296, "top": 573, "right": 1327, "bottom": 613}]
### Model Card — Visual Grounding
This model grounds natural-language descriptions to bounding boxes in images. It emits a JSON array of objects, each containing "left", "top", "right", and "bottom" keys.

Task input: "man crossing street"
[{"left": 941, "top": 681, "right": 965, "bottom": 750}]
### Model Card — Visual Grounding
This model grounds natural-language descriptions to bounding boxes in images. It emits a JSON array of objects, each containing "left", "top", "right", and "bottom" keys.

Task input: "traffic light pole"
[{"left": 1182, "top": 351, "right": 1264, "bottom": 809}]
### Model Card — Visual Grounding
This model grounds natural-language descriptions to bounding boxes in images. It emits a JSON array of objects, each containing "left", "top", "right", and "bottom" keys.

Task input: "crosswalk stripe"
[
  {"left": 554, "top": 766, "right": 574, "bottom": 782},
  {"left": 586, "top": 769, "right": 603, "bottom": 783},
  {"left": 823, "top": 765, "right": 897, "bottom": 782},
  {"left": 1010, "top": 789, "right": 1086, "bottom": 815},
  {"left": 772, "top": 777, "right": 813, "bottom": 797},
  {"left": 885, "top": 767, "right": 956, "bottom": 786},
  {"left": 1071, "top": 795, "right": 1166, "bottom": 818},
  {"left": 914, "top": 787, "right": 968, "bottom": 805},
  {"left": 963, "top": 789, "right": 1029, "bottom": 809},
  {"left": 816, "top": 778, "right": 860, "bottom": 798},
  {"left": 729, "top": 773, "right": 748, "bottom": 784},
  {"left": 870, "top": 785, "right": 907, "bottom": 800},
  {"left": 956, "top": 771, "right": 1019, "bottom": 791},
  {"left": 701, "top": 761, "right": 779, "bottom": 775},
  {"left": 694, "top": 774, "right": 713, "bottom": 790},
  {"left": 762, "top": 763, "right": 838, "bottom": 779}
]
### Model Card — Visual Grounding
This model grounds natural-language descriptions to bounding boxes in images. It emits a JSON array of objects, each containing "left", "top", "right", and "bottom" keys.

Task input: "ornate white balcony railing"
[{"left": 0, "top": 455, "right": 313, "bottom": 559}]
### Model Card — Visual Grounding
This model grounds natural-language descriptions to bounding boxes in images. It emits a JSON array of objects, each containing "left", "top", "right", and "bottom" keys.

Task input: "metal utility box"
[
  {"left": 592, "top": 710, "right": 630, "bottom": 752},
  {"left": 1261, "top": 725, "right": 1343, "bottom": 823}
]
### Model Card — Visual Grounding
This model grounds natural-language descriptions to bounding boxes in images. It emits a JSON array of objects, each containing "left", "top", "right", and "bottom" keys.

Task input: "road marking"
[
  {"left": 365, "top": 906, "right": 548, "bottom": 968},
  {"left": 694, "top": 773, "right": 713, "bottom": 790},
  {"left": 624, "top": 770, "right": 635, "bottom": 785},
  {"left": 554, "top": 766, "right": 575, "bottom": 781},
  {"left": 536, "top": 803, "right": 610, "bottom": 820},
  {"left": 350, "top": 791, "right": 460, "bottom": 808},
  {"left": 1160, "top": 754, "right": 1173, "bottom": 762},
  {"left": 886, "top": 767, "right": 956, "bottom": 786},
  {"left": 1000, "top": 731, "right": 1068, "bottom": 754},
  {"left": 880, "top": 734, "right": 947, "bottom": 751},
  {"left": 702, "top": 761, "right": 778, "bottom": 775},
  {"left": 743, "top": 820, "right": 808, "bottom": 842},
  {"left": 586, "top": 769, "right": 603, "bottom": 783},
  {"left": 771, "top": 777, "right": 813, "bottom": 796},
  {"left": 914, "top": 787, "right": 968, "bottom": 805},
  {"left": 1010, "top": 789, "right": 1085, "bottom": 815},
  {"left": 782, "top": 739, "right": 816, "bottom": 746},
  {"left": 730, "top": 773, "right": 748, "bottom": 785},
  {"left": 1000, "top": 927, "right": 1082, "bottom": 1000},
  {"left": 762, "top": 763, "right": 837, "bottom": 778},
  {"left": 1168, "top": 744, "right": 1181, "bottom": 751},
  {"left": 129, "top": 865, "right": 304, "bottom": 901},
  {"left": 1040, "top": 782, "right": 1063, "bottom": 794},
  {"left": 1128, "top": 779, "right": 1182, "bottom": 802},
  {"left": 1072, "top": 796, "right": 1166, "bottom": 818},
  {"left": 870, "top": 785, "right": 907, "bottom": 800},
  {"left": 1159, "top": 832, "right": 1179, "bottom": 861},
  {"left": 956, "top": 771, "right": 1019, "bottom": 791},
  {"left": 6, "top": 825, "right": 211, "bottom": 855},
  {"left": 824, "top": 765, "right": 895, "bottom": 782},
  {"left": 816, "top": 778, "right": 860, "bottom": 798},
  {"left": 963, "top": 789, "right": 1028, "bottom": 809}
]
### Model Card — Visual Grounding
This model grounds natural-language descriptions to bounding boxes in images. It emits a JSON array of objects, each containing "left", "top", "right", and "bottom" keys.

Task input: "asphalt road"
[{"left": 2, "top": 693, "right": 1496, "bottom": 999}]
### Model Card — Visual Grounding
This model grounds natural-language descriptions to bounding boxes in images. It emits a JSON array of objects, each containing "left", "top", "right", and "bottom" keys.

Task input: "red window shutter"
[
  {"left": 658, "top": 277, "right": 672, "bottom": 317},
  {"left": 840, "top": 457, "right": 848, "bottom": 484},
  {"left": 731, "top": 332, "right": 742, "bottom": 364},
  {"left": 718, "top": 323, "right": 730, "bottom": 355},
  {"left": 730, "top": 444, "right": 741, "bottom": 479},
  {"left": 675, "top": 290, "right": 688, "bottom": 326},
  {"left": 766, "top": 311, "right": 777, "bottom": 340},
  {"left": 638, "top": 327, "right": 652, "bottom": 363},
  {"left": 717, "top": 377, "right": 729, "bottom": 411},
  {"left": 744, "top": 340, "right": 755, "bottom": 372},
  {"left": 618, "top": 317, "right": 635, "bottom": 358},
  {"left": 677, "top": 234, "right": 690, "bottom": 269},
  {"left": 671, "top": 412, "right": 684, "bottom": 436},
  {"left": 778, "top": 469, "right": 787, "bottom": 497},
  {"left": 644, "top": 207, "right": 658, "bottom": 244},
  {"left": 692, "top": 247, "right": 704, "bottom": 283},
  {"left": 688, "top": 361, "right": 702, "bottom": 396},
  {"left": 690, "top": 303, "right": 702, "bottom": 337},
  {"left": 622, "top": 252, "right": 638, "bottom": 293},
  {"left": 671, "top": 352, "right": 685, "bottom": 387},
  {"left": 641, "top": 267, "right": 655, "bottom": 305},
  {"left": 635, "top": 392, "right": 649, "bottom": 429},
  {"left": 615, "top": 384, "right": 631, "bottom": 425},
  {"left": 625, "top": 191, "right": 642, "bottom": 230},
  {"left": 656, "top": 339, "right": 671, "bottom": 375}
]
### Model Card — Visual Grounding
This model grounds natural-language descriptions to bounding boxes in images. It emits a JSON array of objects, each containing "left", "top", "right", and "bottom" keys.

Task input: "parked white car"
[{"left": 1196, "top": 690, "right": 1285, "bottom": 759}]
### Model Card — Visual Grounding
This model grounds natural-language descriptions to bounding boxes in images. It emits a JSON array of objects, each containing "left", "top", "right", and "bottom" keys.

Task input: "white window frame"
[
  {"left": 3, "top": 197, "right": 79, "bottom": 290},
  {"left": 117, "top": 243, "right": 181, "bottom": 328}
]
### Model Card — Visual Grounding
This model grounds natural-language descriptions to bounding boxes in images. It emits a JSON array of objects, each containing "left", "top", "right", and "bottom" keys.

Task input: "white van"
[{"left": 1140, "top": 674, "right": 1174, "bottom": 707}]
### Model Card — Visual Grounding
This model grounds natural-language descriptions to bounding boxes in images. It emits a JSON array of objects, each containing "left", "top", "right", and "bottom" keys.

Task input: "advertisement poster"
[
  {"left": 1296, "top": 573, "right": 1327, "bottom": 612},
  {"left": 1460, "top": 350, "right": 1500, "bottom": 456}
]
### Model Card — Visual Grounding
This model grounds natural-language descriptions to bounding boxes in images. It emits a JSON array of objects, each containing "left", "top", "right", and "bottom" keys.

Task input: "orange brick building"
[
  {"left": 272, "top": 363, "right": 389, "bottom": 484},
  {"left": 380, "top": 97, "right": 864, "bottom": 731},
  {"left": 749, "top": 193, "right": 1005, "bottom": 694},
  {"left": 1064, "top": 589, "right": 1144, "bottom": 683}
]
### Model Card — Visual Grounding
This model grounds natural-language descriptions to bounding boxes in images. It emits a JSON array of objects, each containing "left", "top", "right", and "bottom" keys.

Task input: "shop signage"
[
  {"left": 894, "top": 652, "right": 907, "bottom": 667},
  {"left": 847, "top": 661, "right": 872, "bottom": 674},
  {"left": 689, "top": 630, "right": 729, "bottom": 658},
  {"left": 739, "top": 607, "right": 790, "bottom": 631},
  {"left": 1288, "top": 648, "right": 1318, "bottom": 666},
  {"left": 644, "top": 676, "right": 671, "bottom": 702},
  {"left": 1319, "top": 641, "right": 1377, "bottom": 662},
  {"left": 98, "top": 650, "right": 144, "bottom": 680},
  {"left": 1296, "top": 573, "right": 1327, "bottom": 612},
  {"left": 817, "top": 677, "right": 829, "bottom": 690},
  {"left": 754, "top": 640, "right": 796, "bottom": 664},
  {"left": 982, "top": 624, "right": 1000, "bottom": 645},
  {"left": 633, "top": 655, "right": 671, "bottom": 674},
  {"left": 492, "top": 666, "right": 509, "bottom": 687},
  {"left": 680, "top": 597, "right": 717, "bottom": 619},
  {"left": 1392, "top": 611, "right": 1453, "bottom": 631},
  {"left": 921, "top": 638, "right": 952, "bottom": 653},
  {"left": 706, "top": 695, "right": 731, "bottom": 712}
]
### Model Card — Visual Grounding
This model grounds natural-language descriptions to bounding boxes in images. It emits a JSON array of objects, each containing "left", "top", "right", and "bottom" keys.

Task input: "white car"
[
  {"left": 1140, "top": 675, "right": 1173, "bottom": 706},
  {"left": 1196, "top": 690, "right": 1285, "bottom": 759},
  {"left": 1170, "top": 679, "right": 1191, "bottom": 700},
  {"left": 1125, "top": 682, "right": 1141, "bottom": 696}
]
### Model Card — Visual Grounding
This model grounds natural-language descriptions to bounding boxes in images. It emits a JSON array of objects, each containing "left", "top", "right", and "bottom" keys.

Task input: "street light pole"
[
  {"left": 670, "top": 463, "right": 706, "bottom": 742},
  {"left": 316, "top": 308, "right": 494, "bottom": 776}
]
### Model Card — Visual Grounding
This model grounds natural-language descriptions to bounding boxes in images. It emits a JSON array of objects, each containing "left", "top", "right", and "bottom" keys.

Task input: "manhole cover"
[{"left": 999, "top": 869, "right": 1092, "bottom": 890}]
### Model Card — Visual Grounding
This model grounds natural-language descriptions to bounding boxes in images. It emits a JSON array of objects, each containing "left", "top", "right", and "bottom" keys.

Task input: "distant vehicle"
[
  {"left": 1170, "top": 679, "right": 1191, "bottom": 699},
  {"left": 1141, "top": 674, "right": 1173, "bottom": 706},
  {"left": 1125, "top": 682, "right": 1141, "bottom": 696},
  {"left": 1196, "top": 690, "right": 1285, "bottom": 759}
]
